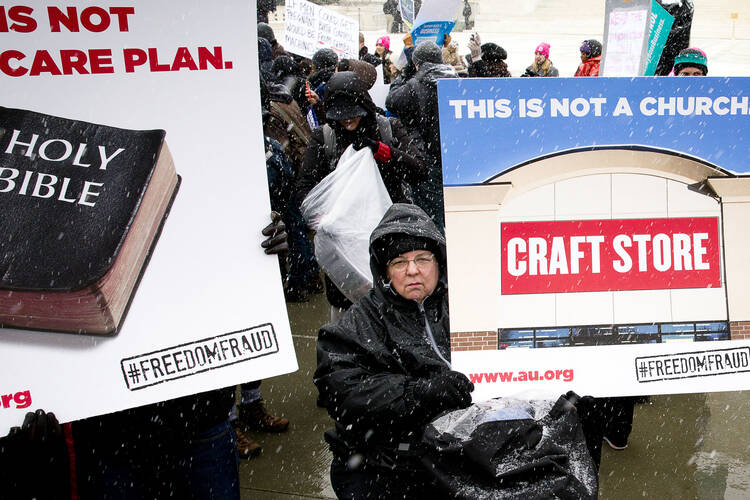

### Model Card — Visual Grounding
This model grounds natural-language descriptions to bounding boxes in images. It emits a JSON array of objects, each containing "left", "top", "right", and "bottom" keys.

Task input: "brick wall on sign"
[
  {"left": 730, "top": 321, "right": 750, "bottom": 340},
  {"left": 451, "top": 331, "right": 498, "bottom": 351}
]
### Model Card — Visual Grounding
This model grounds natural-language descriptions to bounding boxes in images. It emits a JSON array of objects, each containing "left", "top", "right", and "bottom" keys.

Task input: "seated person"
[{"left": 314, "top": 203, "right": 474, "bottom": 499}]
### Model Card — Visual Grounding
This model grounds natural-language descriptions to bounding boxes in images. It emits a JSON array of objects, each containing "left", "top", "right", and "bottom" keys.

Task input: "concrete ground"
[
  {"left": 246, "top": 2, "right": 750, "bottom": 498},
  {"left": 239, "top": 292, "right": 750, "bottom": 499}
]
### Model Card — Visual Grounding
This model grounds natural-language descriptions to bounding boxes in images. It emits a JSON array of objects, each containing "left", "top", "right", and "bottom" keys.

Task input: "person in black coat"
[
  {"left": 386, "top": 41, "right": 458, "bottom": 229},
  {"left": 295, "top": 72, "right": 427, "bottom": 315},
  {"left": 314, "top": 203, "right": 474, "bottom": 499}
]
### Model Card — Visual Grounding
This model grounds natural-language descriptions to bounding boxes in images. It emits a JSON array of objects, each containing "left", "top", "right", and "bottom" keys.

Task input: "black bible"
[{"left": 0, "top": 106, "right": 180, "bottom": 335}]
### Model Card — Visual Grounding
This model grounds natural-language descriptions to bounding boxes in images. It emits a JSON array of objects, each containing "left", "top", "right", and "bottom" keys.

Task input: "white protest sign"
[
  {"left": 0, "top": 0, "right": 297, "bottom": 434},
  {"left": 284, "top": 0, "right": 359, "bottom": 60},
  {"left": 601, "top": 0, "right": 652, "bottom": 76}
]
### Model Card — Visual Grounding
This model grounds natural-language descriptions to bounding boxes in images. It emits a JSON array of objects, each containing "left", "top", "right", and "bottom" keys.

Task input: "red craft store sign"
[{"left": 501, "top": 217, "right": 721, "bottom": 295}]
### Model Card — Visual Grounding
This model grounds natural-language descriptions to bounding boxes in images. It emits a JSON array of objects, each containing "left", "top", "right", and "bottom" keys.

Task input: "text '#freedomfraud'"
[{"left": 120, "top": 324, "right": 279, "bottom": 390}]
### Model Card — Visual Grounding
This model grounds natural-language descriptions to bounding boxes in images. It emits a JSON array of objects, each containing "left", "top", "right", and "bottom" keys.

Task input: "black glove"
[
  {"left": 353, "top": 137, "right": 392, "bottom": 162},
  {"left": 413, "top": 370, "right": 474, "bottom": 412},
  {"left": 261, "top": 211, "right": 288, "bottom": 255},
  {"left": 352, "top": 136, "right": 378, "bottom": 153},
  {"left": 1, "top": 410, "right": 70, "bottom": 499}
]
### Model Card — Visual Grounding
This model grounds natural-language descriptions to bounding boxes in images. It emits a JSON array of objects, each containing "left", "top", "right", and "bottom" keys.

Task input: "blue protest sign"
[{"left": 438, "top": 77, "right": 750, "bottom": 186}]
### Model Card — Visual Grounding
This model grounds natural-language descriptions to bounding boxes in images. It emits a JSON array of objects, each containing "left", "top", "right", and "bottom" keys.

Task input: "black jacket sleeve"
[
  {"left": 314, "top": 302, "right": 422, "bottom": 436},
  {"left": 293, "top": 127, "right": 329, "bottom": 209}
]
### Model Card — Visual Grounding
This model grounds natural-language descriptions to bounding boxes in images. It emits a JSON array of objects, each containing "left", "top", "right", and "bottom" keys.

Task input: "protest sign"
[
  {"left": 644, "top": 0, "right": 674, "bottom": 76},
  {"left": 0, "top": 0, "right": 297, "bottom": 434},
  {"left": 400, "top": 0, "right": 416, "bottom": 29},
  {"left": 410, "top": 0, "right": 460, "bottom": 47},
  {"left": 284, "top": 0, "right": 358, "bottom": 60},
  {"left": 601, "top": 0, "right": 652, "bottom": 76},
  {"left": 438, "top": 77, "right": 750, "bottom": 401}
]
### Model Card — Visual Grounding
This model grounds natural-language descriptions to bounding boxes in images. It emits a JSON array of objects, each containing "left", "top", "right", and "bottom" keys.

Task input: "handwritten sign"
[{"left": 284, "top": 0, "right": 358, "bottom": 60}]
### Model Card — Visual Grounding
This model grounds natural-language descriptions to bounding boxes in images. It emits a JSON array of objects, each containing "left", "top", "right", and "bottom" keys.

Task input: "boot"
[
  {"left": 239, "top": 399, "right": 289, "bottom": 433},
  {"left": 232, "top": 422, "right": 262, "bottom": 459}
]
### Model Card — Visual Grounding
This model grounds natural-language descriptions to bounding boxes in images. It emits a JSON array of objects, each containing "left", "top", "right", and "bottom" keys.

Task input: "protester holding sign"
[
  {"left": 387, "top": 41, "right": 458, "bottom": 228},
  {"left": 315, "top": 203, "right": 473, "bottom": 498}
]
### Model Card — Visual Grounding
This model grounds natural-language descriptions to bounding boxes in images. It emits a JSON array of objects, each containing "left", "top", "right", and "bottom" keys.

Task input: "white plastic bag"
[{"left": 301, "top": 145, "right": 392, "bottom": 302}]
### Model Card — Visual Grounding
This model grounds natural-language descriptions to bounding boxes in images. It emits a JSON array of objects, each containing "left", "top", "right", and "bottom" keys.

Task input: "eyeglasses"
[{"left": 387, "top": 253, "right": 435, "bottom": 272}]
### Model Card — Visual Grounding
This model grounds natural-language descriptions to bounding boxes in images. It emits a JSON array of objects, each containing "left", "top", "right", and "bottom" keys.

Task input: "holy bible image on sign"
[{"left": 0, "top": 106, "right": 180, "bottom": 335}]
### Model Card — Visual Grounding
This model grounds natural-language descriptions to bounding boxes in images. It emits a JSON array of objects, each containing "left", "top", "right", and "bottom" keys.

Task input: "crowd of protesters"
[{"left": 0, "top": 0, "right": 712, "bottom": 498}]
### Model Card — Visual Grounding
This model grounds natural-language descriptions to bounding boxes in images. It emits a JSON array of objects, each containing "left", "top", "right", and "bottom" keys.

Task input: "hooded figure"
[
  {"left": 387, "top": 41, "right": 458, "bottom": 229},
  {"left": 257, "top": 22, "right": 287, "bottom": 59},
  {"left": 315, "top": 203, "right": 474, "bottom": 499},
  {"left": 295, "top": 73, "right": 427, "bottom": 311}
]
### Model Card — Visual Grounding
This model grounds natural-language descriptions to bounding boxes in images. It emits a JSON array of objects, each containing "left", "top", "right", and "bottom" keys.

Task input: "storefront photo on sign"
[{"left": 438, "top": 76, "right": 750, "bottom": 401}]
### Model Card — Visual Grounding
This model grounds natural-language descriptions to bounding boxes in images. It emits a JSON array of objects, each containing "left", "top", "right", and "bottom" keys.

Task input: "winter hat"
[
  {"left": 312, "top": 48, "right": 338, "bottom": 70},
  {"left": 337, "top": 59, "right": 377, "bottom": 89},
  {"left": 580, "top": 39, "right": 602, "bottom": 57},
  {"left": 535, "top": 42, "right": 550, "bottom": 59},
  {"left": 324, "top": 71, "right": 371, "bottom": 121},
  {"left": 271, "top": 55, "right": 300, "bottom": 80},
  {"left": 412, "top": 40, "right": 443, "bottom": 67},
  {"left": 257, "top": 22, "right": 275, "bottom": 43},
  {"left": 373, "top": 234, "right": 439, "bottom": 269},
  {"left": 481, "top": 43, "right": 507, "bottom": 62},
  {"left": 673, "top": 48, "right": 708, "bottom": 75},
  {"left": 376, "top": 35, "right": 391, "bottom": 51}
]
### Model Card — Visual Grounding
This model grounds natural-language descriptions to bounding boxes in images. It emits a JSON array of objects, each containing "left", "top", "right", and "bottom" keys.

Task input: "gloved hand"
[
  {"left": 413, "top": 370, "right": 474, "bottom": 412},
  {"left": 468, "top": 32, "right": 482, "bottom": 60},
  {"left": 353, "top": 137, "right": 392, "bottom": 162},
  {"left": 261, "top": 211, "right": 288, "bottom": 255}
]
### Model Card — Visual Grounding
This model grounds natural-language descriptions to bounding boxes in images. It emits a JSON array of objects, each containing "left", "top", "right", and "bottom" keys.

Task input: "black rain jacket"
[{"left": 314, "top": 203, "right": 452, "bottom": 469}]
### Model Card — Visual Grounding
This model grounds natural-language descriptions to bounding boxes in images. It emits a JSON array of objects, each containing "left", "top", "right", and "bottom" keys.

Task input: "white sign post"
[
  {"left": 284, "top": 0, "right": 359, "bottom": 60},
  {"left": 0, "top": 0, "right": 297, "bottom": 434}
]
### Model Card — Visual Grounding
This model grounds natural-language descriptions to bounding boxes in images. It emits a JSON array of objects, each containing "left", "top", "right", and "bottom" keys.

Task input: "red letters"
[
  {"left": 0, "top": 5, "right": 37, "bottom": 33},
  {"left": 47, "top": 5, "right": 134, "bottom": 32}
]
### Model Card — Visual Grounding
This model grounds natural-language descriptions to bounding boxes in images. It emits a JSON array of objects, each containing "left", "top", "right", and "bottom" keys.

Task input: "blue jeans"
[{"left": 77, "top": 419, "right": 240, "bottom": 499}]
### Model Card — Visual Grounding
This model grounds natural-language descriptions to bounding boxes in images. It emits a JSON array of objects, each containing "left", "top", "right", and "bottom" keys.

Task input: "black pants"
[{"left": 578, "top": 396, "right": 636, "bottom": 469}]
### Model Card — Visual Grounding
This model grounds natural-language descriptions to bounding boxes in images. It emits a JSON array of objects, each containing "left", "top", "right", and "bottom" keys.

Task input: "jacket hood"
[
  {"left": 369, "top": 203, "right": 446, "bottom": 295},
  {"left": 416, "top": 62, "right": 458, "bottom": 85},
  {"left": 267, "top": 81, "right": 293, "bottom": 104}
]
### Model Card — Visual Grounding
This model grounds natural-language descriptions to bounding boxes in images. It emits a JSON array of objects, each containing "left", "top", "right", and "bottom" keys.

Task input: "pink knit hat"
[
  {"left": 376, "top": 36, "right": 391, "bottom": 51},
  {"left": 535, "top": 42, "right": 550, "bottom": 58}
]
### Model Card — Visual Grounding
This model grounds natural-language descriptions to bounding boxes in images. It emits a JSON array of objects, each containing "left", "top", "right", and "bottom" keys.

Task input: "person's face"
[
  {"left": 677, "top": 66, "right": 705, "bottom": 76},
  {"left": 580, "top": 51, "right": 589, "bottom": 63},
  {"left": 386, "top": 250, "right": 439, "bottom": 303},
  {"left": 534, "top": 52, "right": 546, "bottom": 65},
  {"left": 338, "top": 116, "right": 362, "bottom": 131},
  {"left": 375, "top": 44, "right": 385, "bottom": 56}
]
